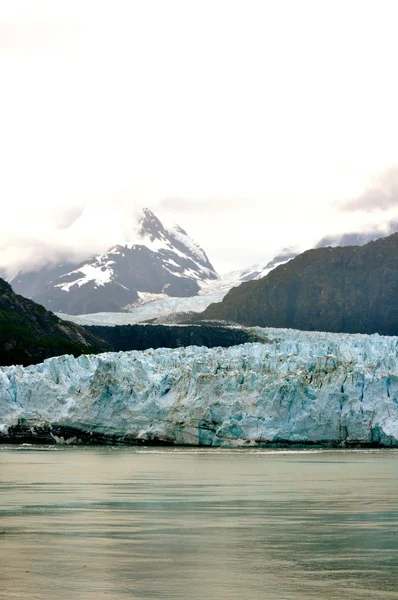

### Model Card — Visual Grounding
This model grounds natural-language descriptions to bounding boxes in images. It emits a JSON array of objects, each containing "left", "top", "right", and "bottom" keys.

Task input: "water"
[{"left": 0, "top": 446, "right": 397, "bottom": 600}]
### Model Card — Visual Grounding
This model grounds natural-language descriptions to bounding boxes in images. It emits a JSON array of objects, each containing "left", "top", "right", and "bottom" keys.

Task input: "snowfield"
[{"left": 1, "top": 328, "right": 398, "bottom": 446}]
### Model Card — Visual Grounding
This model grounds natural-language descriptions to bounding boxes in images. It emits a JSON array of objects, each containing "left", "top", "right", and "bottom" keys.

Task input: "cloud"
[
  {"left": 51, "top": 205, "right": 84, "bottom": 229},
  {"left": 337, "top": 165, "right": 398, "bottom": 212},
  {"left": 159, "top": 196, "right": 258, "bottom": 214},
  {"left": 2, "top": 2, "right": 398, "bottom": 277},
  {"left": 0, "top": 1, "right": 84, "bottom": 54},
  {"left": 160, "top": 197, "right": 227, "bottom": 213},
  {"left": 0, "top": 201, "right": 145, "bottom": 279},
  {"left": 0, "top": 22, "right": 81, "bottom": 53}
]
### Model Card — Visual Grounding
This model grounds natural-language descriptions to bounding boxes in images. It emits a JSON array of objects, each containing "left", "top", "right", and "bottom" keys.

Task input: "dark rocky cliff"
[
  {"left": 86, "top": 323, "right": 259, "bottom": 352},
  {"left": 202, "top": 233, "right": 398, "bottom": 335},
  {"left": 0, "top": 278, "right": 109, "bottom": 366}
]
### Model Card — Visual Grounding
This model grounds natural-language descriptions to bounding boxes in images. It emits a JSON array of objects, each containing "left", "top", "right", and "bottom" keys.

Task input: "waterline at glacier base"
[{"left": 1, "top": 328, "right": 398, "bottom": 447}]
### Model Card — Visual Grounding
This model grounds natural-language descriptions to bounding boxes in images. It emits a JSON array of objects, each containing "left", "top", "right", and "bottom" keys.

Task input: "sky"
[{"left": 1, "top": 0, "right": 398, "bottom": 276}]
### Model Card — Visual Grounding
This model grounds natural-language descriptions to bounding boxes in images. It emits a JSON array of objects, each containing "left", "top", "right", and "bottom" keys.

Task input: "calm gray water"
[{"left": 0, "top": 446, "right": 397, "bottom": 600}]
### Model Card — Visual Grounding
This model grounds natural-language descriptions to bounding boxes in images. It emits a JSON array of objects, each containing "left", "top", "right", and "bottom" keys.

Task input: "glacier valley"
[{"left": 1, "top": 327, "right": 398, "bottom": 446}]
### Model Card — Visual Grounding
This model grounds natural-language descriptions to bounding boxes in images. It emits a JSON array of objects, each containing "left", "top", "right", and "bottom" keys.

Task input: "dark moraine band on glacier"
[{"left": 1, "top": 327, "right": 398, "bottom": 447}]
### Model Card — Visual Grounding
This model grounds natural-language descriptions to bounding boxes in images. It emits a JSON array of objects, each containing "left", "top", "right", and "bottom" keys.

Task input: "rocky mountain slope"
[
  {"left": 85, "top": 323, "right": 259, "bottom": 352},
  {"left": 0, "top": 277, "right": 109, "bottom": 366},
  {"left": 8, "top": 215, "right": 398, "bottom": 320},
  {"left": 1, "top": 328, "right": 397, "bottom": 446},
  {"left": 202, "top": 233, "right": 398, "bottom": 335},
  {"left": 10, "top": 261, "right": 80, "bottom": 300},
  {"left": 10, "top": 209, "right": 218, "bottom": 315},
  {"left": 57, "top": 221, "right": 398, "bottom": 323},
  {"left": 237, "top": 222, "right": 398, "bottom": 284}
]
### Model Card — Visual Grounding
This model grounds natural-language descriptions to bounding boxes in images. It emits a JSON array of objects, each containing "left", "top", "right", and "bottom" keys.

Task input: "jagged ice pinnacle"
[{"left": 1, "top": 328, "right": 398, "bottom": 446}]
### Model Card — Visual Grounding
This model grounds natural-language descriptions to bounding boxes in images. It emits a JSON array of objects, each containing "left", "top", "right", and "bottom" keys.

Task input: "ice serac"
[{"left": 1, "top": 328, "right": 398, "bottom": 446}]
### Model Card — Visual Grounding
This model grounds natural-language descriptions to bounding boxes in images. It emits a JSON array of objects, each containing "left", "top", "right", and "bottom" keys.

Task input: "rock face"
[
  {"left": 1, "top": 328, "right": 398, "bottom": 446},
  {"left": 202, "top": 233, "right": 398, "bottom": 335},
  {"left": 85, "top": 323, "right": 259, "bottom": 352},
  {"left": 0, "top": 277, "right": 109, "bottom": 367},
  {"left": 10, "top": 209, "right": 218, "bottom": 315},
  {"left": 9, "top": 216, "right": 397, "bottom": 321},
  {"left": 9, "top": 261, "right": 80, "bottom": 300}
]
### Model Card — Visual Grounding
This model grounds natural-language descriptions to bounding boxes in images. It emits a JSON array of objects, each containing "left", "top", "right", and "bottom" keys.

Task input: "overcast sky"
[{"left": 1, "top": 0, "right": 398, "bottom": 275}]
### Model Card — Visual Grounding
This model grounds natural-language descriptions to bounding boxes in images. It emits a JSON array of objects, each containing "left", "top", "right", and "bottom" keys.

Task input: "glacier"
[
  {"left": 57, "top": 263, "right": 293, "bottom": 326},
  {"left": 1, "top": 327, "right": 398, "bottom": 446}
]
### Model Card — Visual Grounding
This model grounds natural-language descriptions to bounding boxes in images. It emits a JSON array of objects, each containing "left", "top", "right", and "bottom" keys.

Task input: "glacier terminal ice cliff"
[{"left": 1, "top": 328, "right": 398, "bottom": 446}]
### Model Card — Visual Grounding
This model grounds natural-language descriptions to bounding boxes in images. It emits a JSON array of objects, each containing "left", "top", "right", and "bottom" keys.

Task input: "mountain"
[
  {"left": 10, "top": 261, "right": 80, "bottom": 300},
  {"left": 84, "top": 323, "right": 260, "bottom": 352},
  {"left": 8, "top": 211, "right": 398, "bottom": 321},
  {"left": 230, "top": 248, "right": 299, "bottom": 282},
  {"left": 10, "top": 209, "right": 218, "bottom": 315},
  {"left": 0, "top": 277, "right": 109, "bottom": 366},
  {"left": 58, "top": 226, "right": 398, "bottom": 327},
  {"left": 58, "top": 251, "right": 301, "bottom": 327},
  {"left": 202, "top": 233, "right": 398, "bottom": 335},
  {"left": 241, "top": 222, "right": 398, "bottom": 285},
  {"left": 240, "top": 222, "right": 398, "bottom": 284}
]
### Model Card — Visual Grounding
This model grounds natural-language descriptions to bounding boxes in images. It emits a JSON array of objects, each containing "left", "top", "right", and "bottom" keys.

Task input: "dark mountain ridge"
[
  {"left": 0, "top": 278, "right": 109, "bottom": 366},
  {"left": 85, "top": 323, "right": 260, "bottom": 352},
  {"left": 202, "top": 233, "right": 398, "bottom": 335}
]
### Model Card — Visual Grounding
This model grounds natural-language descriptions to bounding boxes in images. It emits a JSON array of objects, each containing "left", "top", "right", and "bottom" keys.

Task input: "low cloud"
[
  {"left": 338, "top": 165, "right": 398, "bottom": 212},
  {"left": 0, "top": 201, "right": 145, "bottom": 279},
  {"left": 51, "top": 205, "right": 84, "bottom": 230},
  {"left": 0, "top": 22, "right": 82, "bottom": 54},
  {"left": 159, "top": 196, "right": 255, "bottom": 213}
]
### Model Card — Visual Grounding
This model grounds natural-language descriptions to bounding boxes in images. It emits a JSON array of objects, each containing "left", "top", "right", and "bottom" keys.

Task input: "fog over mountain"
[
  {"left": 1, "top": 3, "right": 398, "bottom": 275},
  {"left": 10, "top": 209, "right": 218, "bottom": 315},
  {"left": 2, "top": 168, "right": 398, "bottom": 279}
]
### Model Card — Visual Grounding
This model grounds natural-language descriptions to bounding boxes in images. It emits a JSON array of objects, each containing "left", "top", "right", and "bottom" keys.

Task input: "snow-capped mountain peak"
[
  {"left": 10, "top": 208, "right": 218, "bottom": 315},
  {"left": 128, "top": 208, "right": 212, "bottom": 269}
]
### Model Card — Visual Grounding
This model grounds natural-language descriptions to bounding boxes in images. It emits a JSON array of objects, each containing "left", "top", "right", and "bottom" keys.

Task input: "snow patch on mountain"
[
  {"left": 56, "top": 262, "right": 116, "bottom": 292},
  {"left": 10, "top": 209, "right": 218, "bottom": 315},
  {"left": 60, "top": 254, "right": 299, "bottom": 325},
  {"left": 132, "top": 208, "right": 212, "bottom": 274},
  {"left": 166, "top": 223, "right": 209, "bottom": 264}
]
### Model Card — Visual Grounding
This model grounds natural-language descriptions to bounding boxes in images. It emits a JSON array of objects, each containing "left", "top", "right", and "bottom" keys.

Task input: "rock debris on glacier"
[{"left": 1, "top": 327, "right": 398, "bottom": 446}]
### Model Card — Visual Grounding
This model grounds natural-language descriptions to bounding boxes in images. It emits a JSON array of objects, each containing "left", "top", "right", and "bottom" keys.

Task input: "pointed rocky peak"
[
  {"left": 10, "top": 206, "right": 218, "bottom": 314},
  {"left": 137, "top": 208, "right": 166, "bottom": 241},
  {"left": 132, "top": 207, "right": 216, "bottom": 273}
]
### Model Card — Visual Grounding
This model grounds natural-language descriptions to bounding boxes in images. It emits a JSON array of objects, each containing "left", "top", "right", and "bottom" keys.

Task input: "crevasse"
[{"left": 1, "top": 327, "right": 398, "bottom": 446}]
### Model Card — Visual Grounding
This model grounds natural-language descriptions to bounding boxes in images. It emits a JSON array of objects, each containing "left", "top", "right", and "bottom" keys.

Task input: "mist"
[
  {"left": 1, "top": 2, "right": 398, "bottom": 276},
  {"left": 337, "top": 166, "right": 398, "bottom": 213}
]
